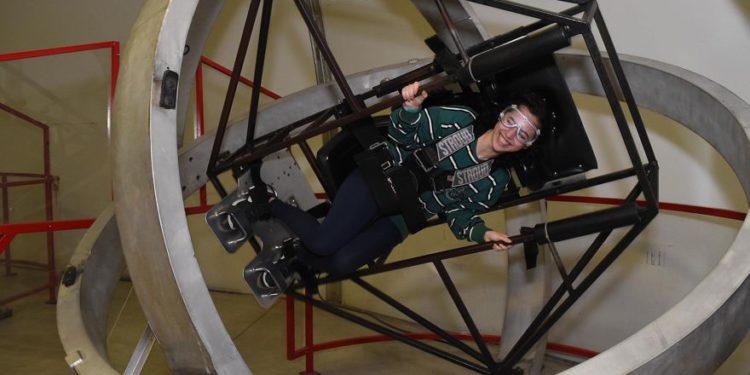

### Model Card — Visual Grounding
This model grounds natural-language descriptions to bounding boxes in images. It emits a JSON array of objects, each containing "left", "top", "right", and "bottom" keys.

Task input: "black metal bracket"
[{"left": 203, "top": 1, "right": 659, "bottom": 373}]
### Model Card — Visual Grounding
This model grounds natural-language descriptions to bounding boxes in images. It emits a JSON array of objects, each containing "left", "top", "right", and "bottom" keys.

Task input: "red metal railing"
[
  {"left": 0, "top": 42, "right": 281, "bottom": 305},
  {"left": 0, "top": 42, "right": 118, "bottom": 303},
  {"left": 184, "top": 55, "right": 283, "bottom": 215},
  {"left": 0, "top": 219, "right": 94, "bottom": 305},
  {"left": 0, "top": 41, "right": 120, "bottom": 129},
  {"left": 0, "top": 104, "right": 58, "bottom": 303}
]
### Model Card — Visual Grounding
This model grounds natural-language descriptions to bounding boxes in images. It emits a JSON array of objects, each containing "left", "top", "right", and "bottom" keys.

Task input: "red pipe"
[
  {"left": 110, "top": 42, "right": 120, "bottom": 119},
  {"left": 287, "top": 328, "right": 598, "bottom": 360},
  {"left": 304, "top": 290, "right": 316, "bottom": 374},
  {"left": 0, "top": 219, "right": 96, "bottom": 236},
  {"left": 0, "top": 217, "right": 96, "bottom": 302},
  {"left": 286, "top": 296, "right": 296, "bottom": 360},
  {"left": 547, "top": 195, "right": 746, "bottom": 221},
  {"left": 0, "top": 101, "right": 49, "bottom": 131},
  {"left": 546, "top": 342, "right": 599, "bottom": 359},
  {"left": 43, "top": 126, "right": 56, "bottom": 302},
  {"left": 0, "top": 179, "right": 48, "bottom": 188},
  {"left": 183, "top": 55, "right": 284, "bottom": 214},
  {"left": 2, "top": 176, "right": 10, "bottom": 275},
  {"left": 0, "top": 217, "right": 94, "bottom": 302},
  {"left": 184, "top": 205, "right": 213, "bottom": 216},
  {"left": 0, "top": 172, "right": 46, "bottom": 178},
  {"left": 0, "top": 41, "right": 120, "bottom": 62},
  {"left": 0, "top": 234, "right": 16, "bottom": 256},
  {"left": 195, "top": 63, "right": 208, "bottom": 208},
  {"left": 0, "top": 284, "right": 51, "bottom": 305},
  {"left": 200, "top": 56, "right": 282, "bottom": 99},
  {"left": 0, "top": 259, "right": 48, "bottom": 270}
]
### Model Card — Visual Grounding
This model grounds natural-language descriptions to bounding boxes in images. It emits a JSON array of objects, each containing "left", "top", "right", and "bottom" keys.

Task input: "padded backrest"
[
  {"left": 316, "top": 117, "right": 391, "bottom": 198},
  {"left": 316, "top": 55, "right": 597, "bottom": 196},
  {"left": 490, "top": 55, "right": 597, "bottom": 190},
  {"left": 316, "top": 130, "right": 359, "bottom": 198}
]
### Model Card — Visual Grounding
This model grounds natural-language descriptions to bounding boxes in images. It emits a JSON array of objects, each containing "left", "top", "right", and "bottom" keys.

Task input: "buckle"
[
  {"left": 380, "top": 160, "right": 393, "bottom": 171},
  {"left": 413, "top": 148, "right": 437, "bottom": 173},
  {"left": 368, "top": 141, "right": 394, "bottom": 172},
  {"left": 369, "top": 141, "right": 388, "bottom": 151}
]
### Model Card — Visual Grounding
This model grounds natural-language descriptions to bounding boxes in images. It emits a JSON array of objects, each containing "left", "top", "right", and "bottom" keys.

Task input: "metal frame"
[
  {"left": 64, "top": 0, "right": 750, "bottom": 368},
  {"left": 186, "top": 55, "right": 283, "bottom": 216},
  {"left": 199, "top": 1, "right": 658, "bottom": 373}
]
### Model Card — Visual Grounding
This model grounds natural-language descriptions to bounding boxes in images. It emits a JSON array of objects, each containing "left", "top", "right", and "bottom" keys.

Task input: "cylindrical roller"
[
  {"left": 533, "top": 203, "right": 642, "bottom": 244},
  {"left": 467, "top": 25, "right": 571, "bottom": 81}
]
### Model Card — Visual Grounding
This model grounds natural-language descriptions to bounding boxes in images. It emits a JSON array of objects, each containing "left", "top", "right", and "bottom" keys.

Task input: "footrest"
[
  {"left": 205, "top": 189, "right": 253, "bottom": 254},
  {"left": 244, "top": 244, "right": 298, "bottom": 308},
  {"left": 205, "top": 166, "right": 276, "bottom": 254}
]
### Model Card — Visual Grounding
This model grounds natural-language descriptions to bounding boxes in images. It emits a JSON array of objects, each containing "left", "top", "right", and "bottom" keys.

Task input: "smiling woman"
[
  {"left": 496, "top": 104, "right": 542, "bottom": 146},
  {"left": 257, "top": 80, "right": 551, "bottom": 289}
]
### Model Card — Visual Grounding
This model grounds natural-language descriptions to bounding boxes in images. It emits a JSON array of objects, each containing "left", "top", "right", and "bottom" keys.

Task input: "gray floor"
[{"left": 0, "top": 268, "right": 575, "bottom": 375}]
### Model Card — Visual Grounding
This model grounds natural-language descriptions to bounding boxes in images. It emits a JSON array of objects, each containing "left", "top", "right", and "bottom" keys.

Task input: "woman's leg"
[
  {"left": 318, "top": 217, "right": 403, "bottom": 276},
  {"left": 270, "top": 170, "right": 381, "bottom": 256}
]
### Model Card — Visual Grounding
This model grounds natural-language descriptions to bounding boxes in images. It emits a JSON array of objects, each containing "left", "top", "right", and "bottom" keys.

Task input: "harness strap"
[
  {"left": 405, "top": 156, "right": 498, "bottom": 194},
  {"left": 354, "top": 148, "right": 400, "bottom": 215},
  {"left": 402, "top": 123, "right": 499, "bottom": 197},
  {"left": 349, "top": 118, "right": 428, "bottom": 233},
  {"left": 387, "top": 167, "right": 427, "bottom": 233}
]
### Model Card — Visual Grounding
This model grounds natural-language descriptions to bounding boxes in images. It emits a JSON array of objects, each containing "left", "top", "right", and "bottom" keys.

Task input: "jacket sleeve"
[
  {"left": 389, "top": 105, "right": 477, "bottom": 149},
  {"left": 442, "top": 169, "right": 511, "bottom": 243},
  {"left": 443, "top": 207, "right": 490, "bottom": 243}
]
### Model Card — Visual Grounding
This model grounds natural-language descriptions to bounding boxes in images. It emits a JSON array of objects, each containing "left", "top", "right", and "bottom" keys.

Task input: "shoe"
[
  {"left": 242, "top": 184, "right": 276, "bottom": 221},
  {"left": 280, "top": 238, "right": 319, "bottom": 294}
]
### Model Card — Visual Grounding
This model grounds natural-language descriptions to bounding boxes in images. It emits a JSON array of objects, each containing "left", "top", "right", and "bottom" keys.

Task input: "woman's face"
[{"left": 490, "top": 104, "right": 541, "bottom": 154}]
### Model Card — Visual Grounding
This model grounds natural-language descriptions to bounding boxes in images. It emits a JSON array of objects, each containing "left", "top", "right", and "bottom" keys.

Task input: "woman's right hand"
[
  {"left": 484, "top": 230, "right": 512, "bottom": 251},
  {"left": 401, "top": 81, "right": 428, "bottom": 111}
]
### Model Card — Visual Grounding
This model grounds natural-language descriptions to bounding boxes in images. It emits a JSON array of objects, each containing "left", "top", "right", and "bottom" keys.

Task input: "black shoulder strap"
[{"left": 349, "top": 117, "right": 427, "bottom": 233}]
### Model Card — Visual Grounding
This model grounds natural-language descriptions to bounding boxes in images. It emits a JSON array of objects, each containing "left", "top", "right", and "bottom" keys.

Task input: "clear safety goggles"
[{"left": 498, "top": 104, "right": 540, "bottom": 146}]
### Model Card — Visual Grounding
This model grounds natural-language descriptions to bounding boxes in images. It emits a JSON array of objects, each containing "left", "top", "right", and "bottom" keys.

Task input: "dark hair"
[
  {"left": 475, "top": 90, "right": 552, "bottom": 134},
  {"left": 479, "top": 90, "right": 554, "bottom": 169},
  {"left": 515, "top": 91, "right": 550, "bottom": 129}
]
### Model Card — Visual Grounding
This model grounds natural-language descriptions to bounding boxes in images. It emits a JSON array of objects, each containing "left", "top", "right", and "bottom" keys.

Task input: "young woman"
[{"left": 268, "top": 81, "right": 547, "bottom": 275}]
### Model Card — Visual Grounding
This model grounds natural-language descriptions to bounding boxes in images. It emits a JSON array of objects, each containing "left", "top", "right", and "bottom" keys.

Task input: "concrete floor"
[{"left": 0, "top": 268, "right": 577, "bottom": 375}]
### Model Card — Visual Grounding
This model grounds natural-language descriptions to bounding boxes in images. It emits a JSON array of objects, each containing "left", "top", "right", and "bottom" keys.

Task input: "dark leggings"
[{"left": 269, "top": 170, "right": 403, "bottom": 274}]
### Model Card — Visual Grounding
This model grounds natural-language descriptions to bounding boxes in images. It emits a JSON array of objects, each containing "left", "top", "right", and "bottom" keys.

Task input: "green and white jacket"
[{"left": 386, "top": 105, "right": 511, "bottom": 243}]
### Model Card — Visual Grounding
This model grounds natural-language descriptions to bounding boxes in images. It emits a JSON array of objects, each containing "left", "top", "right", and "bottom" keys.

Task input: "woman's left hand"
[
  {"left": 401, "top": 81, "right": 428, "bottom": 110},
  {"left": 484, "top": 230, "right": 512, "bottom": 251}
]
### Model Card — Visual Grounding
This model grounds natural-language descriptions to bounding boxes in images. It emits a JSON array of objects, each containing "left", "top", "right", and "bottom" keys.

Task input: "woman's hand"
[
  {"left": 484, "top": 230, "right": 512, "bottom": 251},
  {"left": 401, "top": 81, "right": 428, "bottom": 111}
]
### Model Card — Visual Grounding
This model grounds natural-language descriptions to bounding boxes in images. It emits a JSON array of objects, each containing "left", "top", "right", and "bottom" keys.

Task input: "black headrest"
[
  {"left": 318, "top": 55, "right": 596, "bottom": 195},
  {"left": 488, "top": 54, "right": 597, "bottom": 190}
]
